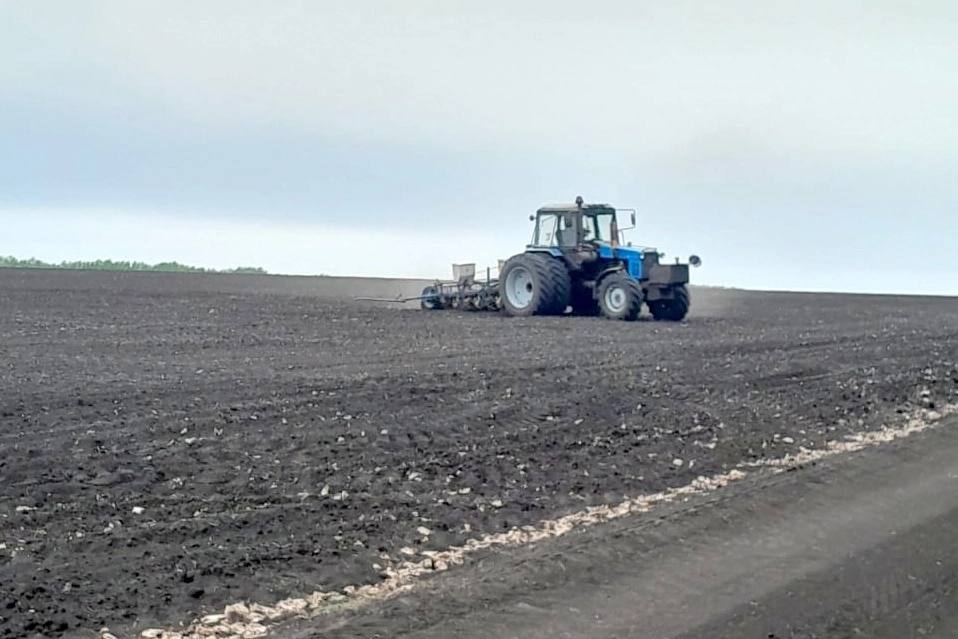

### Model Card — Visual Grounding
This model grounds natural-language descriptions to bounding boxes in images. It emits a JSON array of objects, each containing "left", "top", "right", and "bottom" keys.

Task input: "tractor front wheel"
[
  {"left": 597, "top": 272, "right": 643, "bottom": 321},
  {"left": 500, "top": 253, "right": 571, "bottom": 317}
]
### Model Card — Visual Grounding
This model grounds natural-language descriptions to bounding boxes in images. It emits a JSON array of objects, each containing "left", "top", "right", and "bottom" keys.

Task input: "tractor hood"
[
  {"left": 595, "top": 243, "right": 647, "bottom": 279},
  {"left": 594, "top": 243, "right": 692, "bottom": 285},
  {"left": 595, "top": 243, "right": 647, "bottom": 261}
]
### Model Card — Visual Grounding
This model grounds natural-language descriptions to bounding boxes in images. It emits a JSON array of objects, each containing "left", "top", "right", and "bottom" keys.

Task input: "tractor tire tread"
[
  {"left": 500, "top": 253, "right": 571, "bottom": 316},
  {"left": 534, "top": 254, "right": 572, "bottom": 315}
]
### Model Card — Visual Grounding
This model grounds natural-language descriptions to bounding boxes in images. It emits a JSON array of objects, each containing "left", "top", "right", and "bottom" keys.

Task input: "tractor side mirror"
[
  {"left": 529, "top": 215, "right": 535, "bottom": 222},
  {"left": 631, "top": 212, "right": 636, "bottom": 225}
]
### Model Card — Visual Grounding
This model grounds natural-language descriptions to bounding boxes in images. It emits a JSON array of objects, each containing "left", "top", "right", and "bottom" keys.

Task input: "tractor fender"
[{"left": 594, "top": 264, "right": 631, "bottom": 288}]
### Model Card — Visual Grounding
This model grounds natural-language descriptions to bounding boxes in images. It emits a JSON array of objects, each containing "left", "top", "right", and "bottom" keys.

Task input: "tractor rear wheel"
[
  {"left": 500, "top": 253, "right": 571, "bottom": 317},
  {"left": 649, "top": 284, "right": 690, "bottom": 321},
  {"left": 597, "top": 272, "right": 643, "bottom": 321}
]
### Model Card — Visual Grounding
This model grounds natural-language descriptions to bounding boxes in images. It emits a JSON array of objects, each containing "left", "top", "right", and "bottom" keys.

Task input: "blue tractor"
[{"left": 499, "top": 196, "right": 700, "bottom": 321}]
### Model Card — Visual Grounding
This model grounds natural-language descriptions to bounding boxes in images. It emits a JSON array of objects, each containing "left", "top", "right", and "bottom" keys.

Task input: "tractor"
[
  {"left": 360, "top": 196, "right": 701, "bottom": 321},
  {"left": 498, "top": 196, "right": 700, "bottom": 321}
]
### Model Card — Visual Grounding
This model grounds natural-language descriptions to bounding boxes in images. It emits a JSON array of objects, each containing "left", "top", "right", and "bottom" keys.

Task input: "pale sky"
[{"left": 2, "top": 1, "right": 956, "bottom": 293}]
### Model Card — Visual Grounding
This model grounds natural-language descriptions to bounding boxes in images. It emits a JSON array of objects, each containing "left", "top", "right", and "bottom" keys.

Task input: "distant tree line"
[{"left": 0, "top": 255, "right": 267, "bottom": 274}]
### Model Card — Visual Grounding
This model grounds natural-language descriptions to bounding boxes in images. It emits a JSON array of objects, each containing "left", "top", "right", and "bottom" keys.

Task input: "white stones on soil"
[
  {"left": 745, "top": 406, "right": 957, "bottom": 470},
  {"left": 124, "top": 405, "right": 957, "bottom": 639}
]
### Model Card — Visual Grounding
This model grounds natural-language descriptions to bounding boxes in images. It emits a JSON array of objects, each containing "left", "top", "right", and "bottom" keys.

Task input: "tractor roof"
[{"left": 536, "top": 203, "right": 615, "bottom": 215}]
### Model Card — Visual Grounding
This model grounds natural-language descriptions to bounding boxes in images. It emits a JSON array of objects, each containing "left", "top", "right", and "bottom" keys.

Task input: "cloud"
[
  {"left": 6, "top": 1, "right": 957, "bottom": 156},
  {"left": 1, "top": 1, "right": 956, "bottom": 292}
]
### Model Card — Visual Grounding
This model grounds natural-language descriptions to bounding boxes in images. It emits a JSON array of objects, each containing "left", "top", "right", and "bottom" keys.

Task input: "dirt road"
[
  {"left": 308, "top": 415, "right": 958, "bottom": 638},
  {"left": 0, "top": 270, "right": 956, "bottom": 638}
]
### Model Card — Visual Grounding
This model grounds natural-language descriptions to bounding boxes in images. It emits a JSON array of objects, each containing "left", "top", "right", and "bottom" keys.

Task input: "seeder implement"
[{"left": 356, "top": 263, "right": 502, "bottom": 312}]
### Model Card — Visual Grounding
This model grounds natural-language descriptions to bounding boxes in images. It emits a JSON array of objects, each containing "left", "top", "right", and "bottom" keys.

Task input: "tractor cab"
[{"left": 529, "top": 197, "right": 632, "bottom": 250}]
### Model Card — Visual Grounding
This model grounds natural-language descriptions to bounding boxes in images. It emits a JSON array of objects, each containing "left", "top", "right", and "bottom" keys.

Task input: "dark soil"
[{"left": 0, "top": 270, "right": 956, "bottom": 638}]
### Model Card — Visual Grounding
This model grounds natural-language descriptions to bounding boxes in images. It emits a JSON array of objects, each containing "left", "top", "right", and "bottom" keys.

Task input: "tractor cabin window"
[
  {"left": 592, "top": 212, "right": 619, "bottom": 244},
  {"left": 534, "top": 214, "right": 579, "bottom": 248}
]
